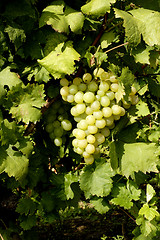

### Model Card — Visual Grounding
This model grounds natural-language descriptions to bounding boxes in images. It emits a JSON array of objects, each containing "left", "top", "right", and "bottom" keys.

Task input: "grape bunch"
[
  {"left": 60, "top": 68, "right": 139, "bottom": 164},
  {"left": 44, "top": 100, "right": 72, "bottom": 147}
]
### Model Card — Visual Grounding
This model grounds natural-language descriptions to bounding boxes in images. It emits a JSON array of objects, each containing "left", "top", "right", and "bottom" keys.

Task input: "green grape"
[
  {"left": 102, "top": 107, "right": 113, "bottom": 118},
  {"left": 83, "top": 151, "right": 91, "bottom": 158},
  {"left": 84, "top": 155, "right": 94, "bottom": 164},
  {"left": 77, "top": 119, "right": 88, "bottom": 130},
  {"left": 129, "top": 95, "right": 139, "bottom": 105},
  {"left": 78, "top": 139, "right": 88, "bottom": 149},
  {"left": 75, "top": 147, "right": 84, "bottom": 155},
  {"left": 95, "top": 119, "right": 106, "bottom": 129},
  {"left": 46, "top": 123, "right": 54, "bottom": 133},
  {"left": 106, "top": 91, "right": 115, "bottom": 100},
  {"left": 97, "top": 89, "right": 105, "bottom": 97},
  {"left": 110, "top": 83, "right": 119, "bottom": 92},
  {"left": 71, "top": 106, "right": 79, "bottom": 116},
  {"left": 88, "top": 81, "right": 98, "bottom": 92},
  {"left": 54, "top": 127, "right": 64, "bottom": 137},
  {"left": 100, "top": 96, "right": 110, "bottom": 107},
  {"left": 47, "top": 114, "right": 57, "bottom": 123},
  {"left": 100, "top": 127, "right": 110, "bottom": 137},
  {"left": 72, "top": 138, "right": 79, "bottom": 148},
  {"left": 54, "top": 137, "right": 62, "bottom": 146},
  {"left": 83, "top": 73, "right": 92, "bottom": 83},
  {"left": 86, "top": 106, "right": 93, "bottom": 115},
  {"left": 90, "top": 100, "right": 100, "bottom": 111},
  {"left": 60, "top": 78, "right": 69, "bottom": 86},
  {"left": 110, "top": 75, "right": 118, "bottom": 83},
  {"left": 58, "top": 115, "right": 64, "bottom": 121},
  {"left": 69, "top": 84, "right": 78, "bottom": 95},
  {"left": 78, "top": 83, "right": 87, "bottom": 91},
  {"left": 86, "top": 115, "right": 96, "bottom": 125},
  {"left": 99, "top": 81, "right": 110, "bottom": 92},
  {"left": 113, "top": 114, "right": 121, "bottom": 121},
  {"left": 87, "top": 134, "right": 96, "bottom": 144},
  {"left": 88, "top": 125, "right": 98, "bottom": 134},
  {"left": 49, "top": 132, "right": 55, "bottom": 140},
  {"left": 74, "top": 129, "right": 86, "bottom": 139},
  {"left": 93, "top": 68, "right": 104, "bottom": 78},
  {"left": 74, "top": 91, "right": 84, "bottom": 103},
  {"left": 94, "top": 133, "right": 105, "bottom": 144},
  {"left": 83, "top": 92, "right": 95, "bottom": 103},
  {"left": 60, "top": 86, "right": 69, "bottom": 96},
  {"left": 93, "top": 110, "right": 103, "bottom": 120},
  {"left": 67, "top": 94, "right": 74, "bottom": 103},
  {"left": 100, "top": 71, "right": 110, "bottom": 80},
  {"left": 61, "top": 119, "right": 72, "bottom": 131},
  {"left": 105, "top": 115, "right": 114, "bottom": 126},
  {"left": 85, "top": 144, "right": 95, "bottom": 154},
  {"left": 76, "top": 103, "right": 86, "bottom": 115},
  {"left": 73, "top": 77, "right": 82, "bottom": 85},
  {"left": 111, "top": 105, "right": 122, "bottom": 115}
]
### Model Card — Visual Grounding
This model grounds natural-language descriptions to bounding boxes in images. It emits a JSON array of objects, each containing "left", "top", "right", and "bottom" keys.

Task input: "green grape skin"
[
  {"left": 60, "top": 78, "right": 69, "bottom": 86},
  {"left": 54, "top": 137, "right": 63, "bottom": 146},
  {"left": 85, "top": 144, "right": 95, "bottom": 154},
  {"left": 83, "top": 92, "right": 95, "bottom": 103},
  {"left": 95, "top": 119, "right": 106, "bottom": 129},
  {"left": 84, "top": 155, "right": 94, "bottom": 164},
  {"left": 83, "top": 73, "right": 92, "bottom": 83},
  {"left": 60, "top": 86, "right": 69, "bottom": 97},
  {"left": 61, "top": 119, "right": 72, "bottom": 131},
  {"left": 54, "top": 127, "right": 64, "bottom": 137}
]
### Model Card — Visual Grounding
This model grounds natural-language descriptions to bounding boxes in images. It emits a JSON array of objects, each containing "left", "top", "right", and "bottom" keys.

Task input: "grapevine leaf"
[
  {"left": 0, "top": 145, "right": 29, "bottom": 181},
  {"left": 41, "top": 191, "right": 55, "bottom": 212},
  {"left": 4, "top": 24, "right": 26, "bottom": 43},
  {"left": 6, "top": 84, "right": 45, "bottom": 123},
  {"left": 81, "top": 0, "right": 116, "bottom": 17},
  {"left": 146, "top": 184, "right": 156, "bottom": 203},
  {"left": 39, "top": 0, "right": 85, "bottom": 34},
  {"left": 35, "top": 67, "right": 51, "bottom": 83},
  {"left": 148, "top": 76, "right": 160, "bottom": 97},
  {"left": 16, "top": 198, "right": 37, "bottom": 215},
  {"left": 119, "top": 142, "right": 159, "bottom": 178},
  {"left": 131, "top": 45, "right": 151, "bottom": 65},
  {"left": 44, "top": 32, "right": 67, "bottom": 56},
  {"left": 114, "top": 8, "right": 141, "bottom": 47},
  {"left": 135, "top": 100, "right": 150, "bottom": 117},
  {"left": 0, "top": 66, "right": 22, "bottom": 89},
  {"left": 109, "top": 141, "right": 119, "bottom": 170},
  {"left": 129, "top": 8, "right": 160, "bottom": 46},
  {"left": 64, "top": 172, "right": 79, "bottom": 200},
  {"left": 118, "top": 67, "right": 135, "bottom": 98},
  {"left": 132, "top": 0, "right": 160, "bottom": 11},
  {"left": 100, "top": 31, "right": 116, "bottom": 49},
  {"left": 111, "top": 181, "right": 141, "bottom": 209},
  {"left": 90, "top": 197, "right": 110, "bottom": 214},
  {"left": 38, "top": 42, "right": 80, "bottom": 79},
  {"left": 20, "top": 215, "right": 37, "bottom": 230},
  {"left": 0, "top": 119, "right": 22, "bottom": 146},
  {"left": 139, "top": 203, "right": 159, "bottom": 221},
  {"left": 80, "top": 160, "right": 115, "bottom": 199}
]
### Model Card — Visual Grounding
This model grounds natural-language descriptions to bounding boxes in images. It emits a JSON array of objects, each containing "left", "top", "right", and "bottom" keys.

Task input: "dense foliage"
[{"left": 0, "top": 0, "right": 160, "bottom": 239}]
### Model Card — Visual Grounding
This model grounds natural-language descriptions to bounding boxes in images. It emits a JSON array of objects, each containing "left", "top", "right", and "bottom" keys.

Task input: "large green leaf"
[
  {"left": 90, "top": 197, "right": 110, "bottom": 214},
  {"left": 0, "top": 67, "right": 22, "bottom": 89},
  {"left": 114, "top": 8, "right": 141, "bottom": 47},
  {"left": 39, "top": 0, "right": 85, "bottom": 34},
  {"left": 6, "top": 84, "right": 45, "bottom": 123},
  {"left": 111, "top": 181, "right": 141, "bottom": 209},
  {"left": 80, "top": 160, "right": 115, "bottom": 199},
  {"left": 64, "top": 172, "right": 79, "bottom": 200},
  {"left": 132, "top": 0, "right": 160, "bottom": 11},
  {"left": 129, "top": 8, "right": 160, "bottom": 46},
  {"left": 119, "top": 142, "right": 160, "bottom": 178},
  {"left": 38, "top": 42, "right": 80, "bottom": 79},
  {"left": 139, "top": 203, "right": 159, "bottom": 221},
  {"left": 81, "top": 0, "right": 116, "bottom": 17},
  {"left": 0, "top": 145, "right": 29, "bottom": 181}
]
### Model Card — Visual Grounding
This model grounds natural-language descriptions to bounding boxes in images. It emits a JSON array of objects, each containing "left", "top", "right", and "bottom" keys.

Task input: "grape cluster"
[
  {"left": 44, "top": 100, "right": 72, "bottom": 147},
  {"left": 60, "top": 68, "right": 138, "bottom": 164}
]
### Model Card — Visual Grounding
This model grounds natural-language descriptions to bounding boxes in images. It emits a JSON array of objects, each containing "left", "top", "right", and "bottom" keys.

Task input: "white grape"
[
  {"left": 76, "top": 103, "right": 86, "bottom": 115},
  {"left": 85, "top": 144, "right": 95, "bottom": 154},
  {"left": 99, "top": 81, "right": 110, "bottom": 92},
  {"left": 102, "top": 107, "right": 113, "bottom": 118},
  {"left": 83, "top": 92, "right": 95, "bottom": 103},
  {"left": 54, "top": 137, "right": 62, "bottom": 146},
  {"left": 95, "top": 119, "right": 106, "bottom": 129},
  {"left": 86, "top": 106, "right": 93, "bottom": 115},
  {"left": 88, "top": 125, "right": 98, "bottom": 134},
  {"left": 87, "top": 134, "right": 96, "bottom": 144},
  {"left": 94, "top": 133, "right": 105, "bottom": 144},
  {"left": 90, "top": 100, "right": 100, "bottom": 111},
  {"left": 60, "top": 86, "right": 69, "bottom": 96},
  {"left": 93, "top": 68, "right": 104, "bottom": 78},
  {"left": 84, "top": 155, "right": 94, "bottom": 164},
  {"left": 78, "top": 83, "right": 87, "bottom": 91},
  {"left": 88, "top": 81, "right": 98, "bottom": 92},
  {"left": 60, "top": 78, "right": 69, "bottom": 86},
  {"left": 78, "top": 139, "right": 88, "bottom": 149},
  {"left": 69, "top": 84, "right": 78, "bottom": 95},
  {"left": 100, "top": 127, "right": 110, "bottom": 137},
  {"left": 93, "top": 110, "right": 103, "bottom": 120},
  {"left": 73, "top": 77, "right": 82, "bottom": 85},
  {"left": 110, "top": 83, "right": 119, "bottom": 92},
  {"left": 100, "top": 96, "right": 110, "bottom": 107},
  {"left": 61, "top": 119, "right": 72, "bottom": 131},
  {"left": 74, "top": 91, "right": 84, "bottom": 103},
  {"left": 111, "top": 105, "right": 122, "bottom": 115},
  {"left": 77, "top": 119, "right": 88, "bottom": 130},
  {"left": 67, "top": 94, "right": 74, "bottom": 103},
  {"left": 83, "top": 73, "right": 92, "bottom": 83},
  {"left": 106, "top": 91, "right": 115, "bottom": 100},
  {"left": 86, "top": 115, "right": 96, "bottom": 125}
]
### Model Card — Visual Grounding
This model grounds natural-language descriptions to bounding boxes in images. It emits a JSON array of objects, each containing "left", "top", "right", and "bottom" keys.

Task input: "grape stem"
[{"left": 104, "top": 42, "right": 129, "bottom": 54}]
